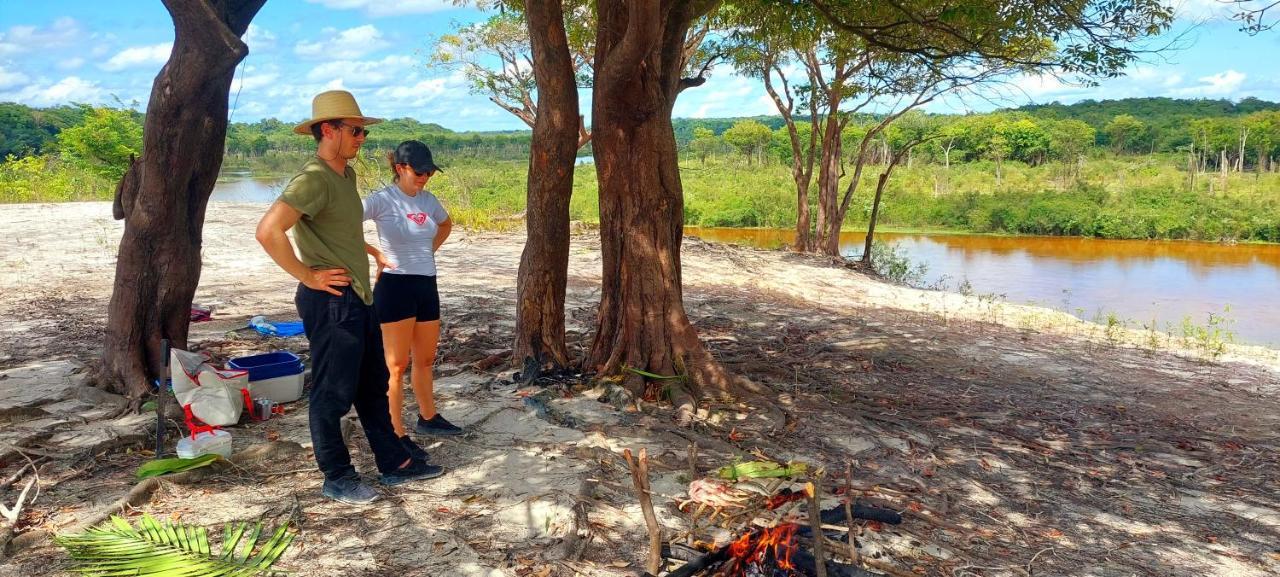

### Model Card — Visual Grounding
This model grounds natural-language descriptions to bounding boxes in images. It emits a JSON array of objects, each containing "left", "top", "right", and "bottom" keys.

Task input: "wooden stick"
[
  {"left": 807, "top": 478, "right": 828, "bottom": 577},
  {"left": 687, "top": 441, "right": 698, "bottom": 479},
  {"left": 844, "top": 462, "right": 860, "bottom": 565},
  {"left": 624, "top": 448, "right": 662, "bottom": 576}
]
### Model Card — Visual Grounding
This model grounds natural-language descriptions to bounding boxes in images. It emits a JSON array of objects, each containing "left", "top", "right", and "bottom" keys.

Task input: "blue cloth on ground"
[{"left": 249, "top": 316, "right": 306, "bottom": 337}]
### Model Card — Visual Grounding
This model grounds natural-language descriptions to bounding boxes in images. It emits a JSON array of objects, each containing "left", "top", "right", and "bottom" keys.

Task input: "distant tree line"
[
  {"left": 5, "top": 96, "right": 1280, "bottom": 179},
  {"left": 671, "top": 97, "right": 1280, "bottom": 172}
]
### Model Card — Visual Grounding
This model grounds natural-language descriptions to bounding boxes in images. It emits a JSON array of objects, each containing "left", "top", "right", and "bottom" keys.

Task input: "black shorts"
[{"left": 373, "top": 273, "right": 440, "bottom": 323}]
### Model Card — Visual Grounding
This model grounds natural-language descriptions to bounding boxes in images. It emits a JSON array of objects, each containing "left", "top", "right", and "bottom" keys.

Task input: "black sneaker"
[
  {"left": 415, "top": 413, "right": 463, "bottom": 436},
  {"left": 321, "top": 473, "right": 379, "bottom": 505},
  {"left": 380, "top": 458, "right": 445, "bottom": 486},
  {"left": 400, "top": 435, "right": 429, "bottom": 461}
]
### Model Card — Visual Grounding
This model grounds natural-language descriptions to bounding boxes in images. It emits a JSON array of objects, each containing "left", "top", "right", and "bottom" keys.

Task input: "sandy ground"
[{"left": 0, "top": 201, "right": 1278, "bottom": 576}]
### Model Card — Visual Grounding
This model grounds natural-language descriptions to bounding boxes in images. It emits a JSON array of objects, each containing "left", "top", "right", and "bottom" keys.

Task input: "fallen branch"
[
  {"left": 0, "top": 457, "right": 47, "bottom": 492},
  {"left": 0, "top": 477, "right": 36, "bottom": 560},
  {"left": 4, "top": 458, "right": 227, "bottom": 557},
  {"left": 550, "top": 476, "right": 599, "bottom": 561},
  {"left": 624, "top": 448, "right": 663, "bottom": 576}
]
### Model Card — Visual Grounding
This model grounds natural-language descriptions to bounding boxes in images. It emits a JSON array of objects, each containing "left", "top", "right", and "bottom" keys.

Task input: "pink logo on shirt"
[{"left": 406, "top": 212, "right": 428, "bottom": 225}]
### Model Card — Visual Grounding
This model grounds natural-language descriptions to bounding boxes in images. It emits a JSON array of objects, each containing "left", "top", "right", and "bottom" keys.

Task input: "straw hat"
[{"left": 292, "top": 90, "right": 383, "bottom": 135}]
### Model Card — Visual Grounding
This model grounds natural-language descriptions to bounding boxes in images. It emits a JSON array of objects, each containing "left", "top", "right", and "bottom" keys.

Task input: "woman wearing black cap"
[{"left": 363, "top": 140, "right": 463, "bottom": 460}]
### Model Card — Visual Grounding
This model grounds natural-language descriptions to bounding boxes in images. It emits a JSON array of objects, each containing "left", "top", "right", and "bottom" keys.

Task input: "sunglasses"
[
  {"left": 335, "top": 122, "right": 370, "bottom": 137},
  {"left": 402, "top": 166, "right": 435, "bottom": 178}
]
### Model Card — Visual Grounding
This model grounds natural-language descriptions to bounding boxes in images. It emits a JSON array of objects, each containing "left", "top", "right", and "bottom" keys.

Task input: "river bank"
[{"left": 1, "top": 202, "right": 1277, "bottom": 576}]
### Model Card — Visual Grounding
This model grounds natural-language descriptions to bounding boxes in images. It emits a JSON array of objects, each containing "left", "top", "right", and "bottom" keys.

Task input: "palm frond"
[
  {"left": 56, "top": 514, "right": 295, "bottom": 576},
  {"left": 136, "top": 454, "right": 223, "bottom": 479}
]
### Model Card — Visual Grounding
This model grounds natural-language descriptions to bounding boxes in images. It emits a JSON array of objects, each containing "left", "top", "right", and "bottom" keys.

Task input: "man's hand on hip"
[{"left": 305, "top": 268, "right": 351, "bottom": 296}]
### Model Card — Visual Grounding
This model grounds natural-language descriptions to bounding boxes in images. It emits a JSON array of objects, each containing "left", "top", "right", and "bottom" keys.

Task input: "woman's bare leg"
[{"left": 381, "top": 317, "right": 416, "bottom": 436}]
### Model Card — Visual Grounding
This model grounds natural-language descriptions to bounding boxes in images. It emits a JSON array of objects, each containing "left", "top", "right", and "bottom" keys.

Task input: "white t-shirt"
[{"left": 362, "top": 184, "right": 450, "bottom": 277}]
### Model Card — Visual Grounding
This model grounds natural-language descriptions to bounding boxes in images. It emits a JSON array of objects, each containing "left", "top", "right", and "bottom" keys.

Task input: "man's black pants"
[{"left": 296, "top": 284, "right": 409, "bottom": 481}]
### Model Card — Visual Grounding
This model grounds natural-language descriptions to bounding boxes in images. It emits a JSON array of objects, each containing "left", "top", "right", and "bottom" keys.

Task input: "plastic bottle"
[
  {"left": 249, "top": 315, "right": 278, "bottom": 333},
  {"left": 175, "top": 429, "right": 233, "bottom": 459}
]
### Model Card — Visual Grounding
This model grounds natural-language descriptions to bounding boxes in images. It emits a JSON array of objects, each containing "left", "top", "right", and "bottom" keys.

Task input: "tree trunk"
[
  {"left": 813, "top": 99, "right": 844, "bottom": 255},
  {"left": 861, "top": 146, "right": 911, "bottom": 266},
  {"left": 759, "top": 51, "right": 816, "bottom": 252},
  {"left": 514, "top": 0, "right": 578, "bottom": 371},
  {"left": 102, "top": 0, "right": 264, "bottom": 401},
  {"left": 587, "top": 0, "right": 754, "bottom": 422}
]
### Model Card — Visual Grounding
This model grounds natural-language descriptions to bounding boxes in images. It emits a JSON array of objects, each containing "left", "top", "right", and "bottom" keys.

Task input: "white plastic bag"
[{"left": 170, "top": 348, "right": 249, "bottom": 427}]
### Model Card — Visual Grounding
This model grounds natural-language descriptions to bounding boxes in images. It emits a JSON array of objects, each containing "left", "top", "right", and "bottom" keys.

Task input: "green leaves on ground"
[
  {"left": 56, "top": 514, "right": 295, "bottom": 576},
  {"left": 717, "top": 460, "right": 808, "bottom": 481},
  {"left": 136, "top": 454, "right": 222, "bottom": 479}
]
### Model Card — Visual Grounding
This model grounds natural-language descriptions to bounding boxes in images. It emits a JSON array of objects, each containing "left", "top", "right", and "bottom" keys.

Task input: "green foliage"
[
  {"left": 688, "top": 127, "right": 721, "bottom": 164},
  {"left": 56, "top": 514, "right": 295, "bottom": 576},
  {"left": 0, "top": 102, "right": 87, "bottom": 157},
  {"left": 0, "top": 153, "right": 112, "bottom": 203},
  {"left": 869, "top": 241, "right": 928, "bottom": 285},
  {"left": 57, "top": 107, "right": 143, "bottom": 181},
  {"left": 1105, "top": 114, "right": 1147, "bottom": 154},
  {"left": 136, "top": 454, "right": 222, "bottom": 479},
  {"left": 722, "top": 120, "right": 774, "bottom": 165}
]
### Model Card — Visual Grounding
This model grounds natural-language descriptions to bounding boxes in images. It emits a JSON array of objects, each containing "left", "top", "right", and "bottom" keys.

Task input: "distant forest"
[{"left": 5, "top": 96, "right": 1280, "bottom": 164}]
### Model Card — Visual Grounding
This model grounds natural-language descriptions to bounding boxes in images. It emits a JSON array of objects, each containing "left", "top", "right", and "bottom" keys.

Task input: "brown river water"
[
  {"left": 687, "top": 227, "right": 1280, "bottom": 348},
  {"left": 213, "top": 178, "right": 1279, "bottom": 348}
]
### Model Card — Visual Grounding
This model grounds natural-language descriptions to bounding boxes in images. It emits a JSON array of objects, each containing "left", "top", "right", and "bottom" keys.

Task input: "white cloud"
[
  {"left": 306, "top": 55, "right": 416, "bottom": 86},
  {"left": 101, "top": 43, "right": 172, "bottom": 72},
  {"left": 373, "top": 76, "right": 451, "bottom": 107},
  {"left": 675, "top": 73, "right": 773, "bottom": 119},
  {"left": 303, "top": 0, "right": 455, "bottom": 18},
  {"left": 1172, "top": 69, "right": 1246, "bottom": 96},
  {"left": 243, "top": 24, "right": 277, "bottom": 53},
  {"left": 56, "top": 57, "right": 85, "bottom": 71},
  {"left": 232, "top": 71, "right": 280, "bottom": 92},
  {"left": 294, "top": 25, "right": 388, "bottom": 60},
  {"left": 1163, "top": 73, "right": 1184, "bottom": 87},
  {"left": 0, "top": 65, "right": 30, "bottom": 90},
  {"left": 0, "top": 76, "right": 105, "bottom": 107},
  {"left": 0, "top": 17, "right": 82, "bottom": 56}
]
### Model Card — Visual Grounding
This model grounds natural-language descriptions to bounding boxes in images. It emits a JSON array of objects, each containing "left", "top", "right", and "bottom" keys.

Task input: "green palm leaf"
[
  {"left": 136, "top": 454, "right": 223, "bottom": 479},
  {"left": 56, "top": 514, "right": 294, "bottom": 576}
]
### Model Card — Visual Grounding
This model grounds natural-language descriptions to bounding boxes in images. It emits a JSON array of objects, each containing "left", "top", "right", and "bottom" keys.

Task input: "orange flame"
[{"left": 727, "top": 523, "right": 800, "bottom": 575}]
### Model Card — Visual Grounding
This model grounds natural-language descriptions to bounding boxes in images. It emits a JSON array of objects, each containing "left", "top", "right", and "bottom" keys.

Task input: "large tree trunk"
[
  {"left": 587, "top": 0, "right": 753, "bottom": 422},
  {"left": 514, "top": 0, "right": 578, "bottom": 371},
  {"left": 102, "top": 0, "right": 264, "bottom": 401},
  {"left": 813, "top": 98, "right": 843, "bottom": 255}
]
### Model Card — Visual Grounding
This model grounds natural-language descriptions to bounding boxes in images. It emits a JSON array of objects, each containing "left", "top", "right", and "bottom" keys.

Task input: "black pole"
[{"left": 156, "top": 339, "right": 170, "bottom": 457}]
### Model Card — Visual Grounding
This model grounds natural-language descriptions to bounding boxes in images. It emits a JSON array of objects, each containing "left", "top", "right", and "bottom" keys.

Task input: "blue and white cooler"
[{"left": 228, "top": 351, "right": 305, "bottom": 403}]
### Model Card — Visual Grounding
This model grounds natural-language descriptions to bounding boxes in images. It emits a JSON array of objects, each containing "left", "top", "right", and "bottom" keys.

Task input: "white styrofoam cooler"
[{"left": 248, "top": 373, "right": 304, "bottom": 403}]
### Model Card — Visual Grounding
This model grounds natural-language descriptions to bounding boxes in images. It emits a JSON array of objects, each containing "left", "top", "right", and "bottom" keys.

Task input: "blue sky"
[{"left": 2, "top": 1, "right": 1279, "bottom": 132}]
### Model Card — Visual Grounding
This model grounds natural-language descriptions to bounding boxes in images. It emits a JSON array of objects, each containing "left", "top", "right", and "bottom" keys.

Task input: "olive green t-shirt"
[{"left": 279, "top": 156, "right": 372, "bottom": 305}]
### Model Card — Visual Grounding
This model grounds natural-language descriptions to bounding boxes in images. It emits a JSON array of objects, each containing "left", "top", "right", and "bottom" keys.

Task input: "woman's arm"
[
  {"left": 366, "top": 242, "right": 395, "bottom": 278},
  {"left": 433, "top": 217, "right": 452, "bottom": 252}
]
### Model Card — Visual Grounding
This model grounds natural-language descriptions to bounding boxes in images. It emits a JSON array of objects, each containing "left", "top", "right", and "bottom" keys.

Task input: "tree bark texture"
[
  {"left": 515, "top": 0, "right": 579, "bottom": 370},
  {"left": 814, "top": 96, "right": 845, "bottom": 256},
  {"left": 102, "top": 0, "right": 264, "bottom": 400},
  {"left": 587, "top": 0, "right": 752, "bottom": 421}
]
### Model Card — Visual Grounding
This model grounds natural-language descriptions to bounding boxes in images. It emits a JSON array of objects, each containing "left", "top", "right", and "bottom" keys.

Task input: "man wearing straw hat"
[{"left": 256, "top": 90, "right": 444, "bottom": 504}]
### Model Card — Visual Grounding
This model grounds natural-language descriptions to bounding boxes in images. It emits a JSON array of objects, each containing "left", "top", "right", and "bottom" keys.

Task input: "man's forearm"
[{"left": 258, "top": 229, "right": 311, "bottom": 283}]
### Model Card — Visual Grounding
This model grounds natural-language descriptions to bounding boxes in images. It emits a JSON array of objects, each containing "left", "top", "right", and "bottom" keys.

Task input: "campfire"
[
  {"left": 618, "top": 450, "right": 899, "bottom": 577},
  {"left": 661, "top": 522, "right": 873, "bottom": 577},
  {"left": 726, "top": 524, "right": 800, "bottom": 576}
]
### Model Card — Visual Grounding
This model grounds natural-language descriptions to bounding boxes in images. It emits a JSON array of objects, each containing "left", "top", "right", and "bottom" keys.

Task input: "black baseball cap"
[{"left": 393, "top": 140, "right": 444, "bottom": 174}]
